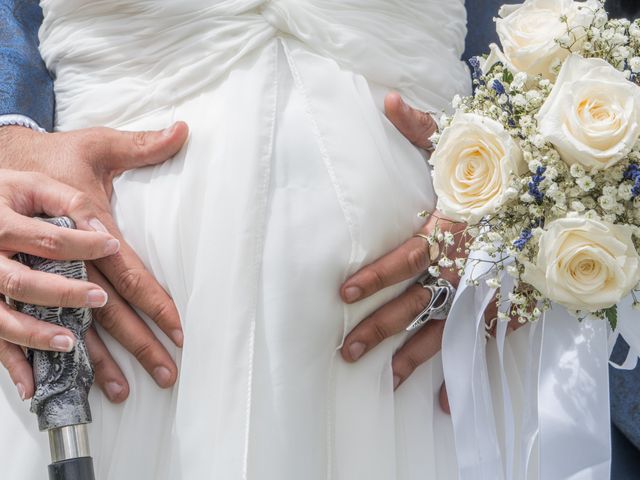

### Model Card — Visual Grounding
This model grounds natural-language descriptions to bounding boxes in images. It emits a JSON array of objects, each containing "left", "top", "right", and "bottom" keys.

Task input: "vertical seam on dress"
[
  {"left": 242, "top": 39, "right": 279, "bottom": 480},
  {"left": 279, "top": 38, "right": 359, "bottom": 480}
]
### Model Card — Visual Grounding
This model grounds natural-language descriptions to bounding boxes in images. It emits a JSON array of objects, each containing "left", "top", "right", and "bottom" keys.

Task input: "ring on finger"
[
  {"left": 413, "top": 233, "right": 440, "bottom": 262},
  {"left": 406, "top": 273, "right": 455, "bottom": 332}
]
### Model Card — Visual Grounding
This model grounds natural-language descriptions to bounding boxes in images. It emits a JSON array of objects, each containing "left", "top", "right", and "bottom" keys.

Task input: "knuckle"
[
  {"left": 398, "top": 353, "right": 421, "bottom": 375},
  {"left": 91, "top": 348, "right": 106, "bottom": 371},
  {"left": 1, "top": 351, "right": 21, "bottom": 375},
  {"left": 0, "top": 222, "right": 11, "bottom": 244},
  {"left": 77, "top": 128, "right": 109, "bottom": 159},
  {"left": 57, "top": 286, "right": 76, "bottom": 308},
  {"left": 115, "top": 268, "right": 144, "bottom": 299},
  {"left": 406, "top": 245, "right": 429, "bottom": 275},
  {"left": 371, "top": 321, "right": 392, "bottom": 344},
  {"left": 148, "top": 300, "right": 172, "bottom": 325},
  {"left": 68, "top": 191, "right": 93, "bottom": 212},
  {"left": 37, "top": 231, "right": 63, "bottom": 255},
  {"left": 364, "top": 268, "right": 386, "bottom": 292},
  {"left": 408, "top": 288, "right": 430, "bottom": 317},
  {"left": 423, "top": 113, "right": 437, "bottom": 135},
  {"left": 0, "top": 341, "right": 12, "bottom": 365},
  {"left": 94, "top": 301, "right": 120, "bottom": 332},
  {"left": 1, "top": 271, "right": 25, "bottom": 299},
  {"left": 24, "top": 329, "right": 40, "bottom": 350},
  {"left": 132, "top": 131, "right": 148, "bottom": 149},
  {"left": 132, "top": 341, "right": 154, "bottom": 363}
]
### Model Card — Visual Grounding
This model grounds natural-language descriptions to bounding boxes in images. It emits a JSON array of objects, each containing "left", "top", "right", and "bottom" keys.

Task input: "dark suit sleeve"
[{"left": 0, "top": 0, "right": 54, "bottom": 131}]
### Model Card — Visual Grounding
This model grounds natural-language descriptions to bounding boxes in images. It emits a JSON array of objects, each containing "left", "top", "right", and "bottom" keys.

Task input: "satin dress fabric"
[{"left": 0, "top": 1, "right": 475, "bottom": 479}]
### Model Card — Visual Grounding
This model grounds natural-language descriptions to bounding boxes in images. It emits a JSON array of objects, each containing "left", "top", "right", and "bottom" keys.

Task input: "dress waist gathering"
[{"left": 38, "top": 0, "right": 470, "bottom": 130}]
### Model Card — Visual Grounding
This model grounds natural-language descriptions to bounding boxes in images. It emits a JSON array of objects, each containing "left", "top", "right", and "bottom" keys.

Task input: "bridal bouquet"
[{"left": 427, "top": 0, "right": 640, "bottom": 327}]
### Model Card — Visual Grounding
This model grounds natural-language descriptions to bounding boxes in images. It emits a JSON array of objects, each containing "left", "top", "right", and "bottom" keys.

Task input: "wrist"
[{"left": 0, "top": 125, "right": 43, "bottom": 170}]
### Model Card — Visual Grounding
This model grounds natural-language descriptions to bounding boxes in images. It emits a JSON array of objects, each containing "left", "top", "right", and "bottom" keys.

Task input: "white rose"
[
  {"left": 431, "top": 113, "right": 524, "bottom": 224},
  {"left": 537, "top": 55, "right": 640, "bottom": 171},
  {"left": 480, "top": 43, "right": 514, "bottom": 76},
  {"left": 522, "top": 216, "right": 640, "bottom": 311},
  {"left": 495, "top": 0, "right": 590, "bottom": 80}
]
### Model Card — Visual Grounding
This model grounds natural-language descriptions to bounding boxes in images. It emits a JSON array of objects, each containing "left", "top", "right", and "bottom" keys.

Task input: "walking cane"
[{"left": 11, "top": 216, "right": 96, "bottom": 480}]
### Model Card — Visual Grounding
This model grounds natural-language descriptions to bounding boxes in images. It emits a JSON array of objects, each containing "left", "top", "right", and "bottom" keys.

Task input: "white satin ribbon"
[
  {"left": 442, "top": 251, "right": 504, "bottom": 479},
  {"left": 538, "top": 308, "right": 611, "bottom": 480},
  {"left": 443, "top": 250, "right": 621, "bottom": 480},
  {"left": 495, "top": 273, "right": 516, "bottom": 479}
]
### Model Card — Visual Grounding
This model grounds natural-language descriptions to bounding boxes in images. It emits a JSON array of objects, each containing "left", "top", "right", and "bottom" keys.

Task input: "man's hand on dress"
[
  {"left": 340, "top": 93, "right": 461, "bottom": 412},
  {"left": 0, "top": 123, "right": 188, "bottom": 403}
]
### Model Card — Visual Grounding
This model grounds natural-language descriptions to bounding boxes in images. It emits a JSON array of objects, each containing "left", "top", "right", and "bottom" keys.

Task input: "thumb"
[
  {"left": 93, "top": 121, "right": 189, "bottom": 172},
  {"left": 384, "top": 92, "right": 437, "bottom": 150}
]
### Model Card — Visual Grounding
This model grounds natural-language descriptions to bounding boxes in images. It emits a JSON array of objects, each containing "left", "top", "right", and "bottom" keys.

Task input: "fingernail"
[
  {"left": 344, "top": 286, "right": 362, "bottom": 303},
  {"left": 16, "top": 383, "right": 26, "bottom": 401},
  {"left": 104, "top": 238, "right": 120, "bottom": 256},
  {"left": 163, "top": 124, "right": 177, "bottom": 137},
  {"left": 393, "top": 375, "right": 402, "bottom": 390},
  {"left": 152, "top": 366, "right": 173, "bottom": 387},
  {"left": 50, "top": 335, "right": 75, "bottom": 352},
  {"left": 172, "top": 329, "right": 184, "bottom": 347},
  {"left": 348, "top": 342, "right": 366, "bottom": 361},
  {"left": 104, "top": 381, "right": 124, "bottom": 402},
  {"left": 86, "top": 289, "right": 108, "bottom": 308},
  {"left": 89, "top": 218, "right": 108, "bottom": 233}
]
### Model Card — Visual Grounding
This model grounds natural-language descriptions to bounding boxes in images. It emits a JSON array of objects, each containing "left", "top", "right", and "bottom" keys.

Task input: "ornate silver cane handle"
[{"left": 12, "top": 216, "right": 96, "bottom": 480}]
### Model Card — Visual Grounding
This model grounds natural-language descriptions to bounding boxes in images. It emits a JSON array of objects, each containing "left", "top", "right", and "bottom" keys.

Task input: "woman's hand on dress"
[
  {"left": 339, "top": 94, "right": 460, "bottom": 411},
  {"left": 0, "top": 123, "right": 189, "bottom": 402}
]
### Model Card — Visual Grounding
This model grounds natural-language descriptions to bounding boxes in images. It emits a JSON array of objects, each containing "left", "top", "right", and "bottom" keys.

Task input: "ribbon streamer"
[{"left": 443, "top": 250, "right": 627, "bottom": 479}]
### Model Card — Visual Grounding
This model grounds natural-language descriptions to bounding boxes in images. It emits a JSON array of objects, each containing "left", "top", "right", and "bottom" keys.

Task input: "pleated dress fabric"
[{"left": 0, "top": 1, "right": 474, "bottom": 479}]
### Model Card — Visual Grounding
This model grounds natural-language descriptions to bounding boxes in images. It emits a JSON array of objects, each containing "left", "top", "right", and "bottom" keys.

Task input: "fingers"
[
  {"left": 0, "top": 301, "right": 76, "bottom": 352},
  {"left": 341, "top": 284, "right": 432, "bottom": 362},
  {"left": 87, "top": 264, "right": 178, "bottom": 388},
  {"left": 78, "top": 122, "right": 189, "bottom": 172},
  {"left": 85, "top": 328, "right": 129, "bottom": 403},
  {"left": 68, "top": 196, "right": 183, "bottom": 349},
  {"left": 87, "top": 216, "right": 183, "bottom": 347},
  {"left": 391, "top": 319, "right": 445, "bottom": 390},
  {"left": 0, "top": 170, "right": 120, "bottom": 260},
  {"left": 341, "top": 236, "right": 430, "bottom": 303},
  {"left": 384, "top": 92, "right": 438, "bottom": 150},
  {"left": 0, "top": 256, "right": 107, "bottom": 309},
  {"left": 0, "top": 209, "right": 119, "bottom": 261},
  {"left": 0, "top": 309, "right": 131, "bottom": 404},
  {"left": 0, "top": 339, "right": 33, "bottom": 400}
]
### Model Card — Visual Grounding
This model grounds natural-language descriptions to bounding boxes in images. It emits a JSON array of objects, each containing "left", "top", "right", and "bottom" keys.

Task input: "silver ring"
[{"left": 406, "top": 273, "right": 455, "bottom": 331}]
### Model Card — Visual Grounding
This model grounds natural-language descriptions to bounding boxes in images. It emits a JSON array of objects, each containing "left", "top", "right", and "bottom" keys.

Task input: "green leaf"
[
  {"left": 605, "top": 305, "right": 618, "bottom": 330},
  {"left": 503, "top": 70, "right": 514, "bottom": 84}
]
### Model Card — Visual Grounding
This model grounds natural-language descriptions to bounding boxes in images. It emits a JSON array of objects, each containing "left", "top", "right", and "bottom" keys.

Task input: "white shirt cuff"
[{"left": 0, "top": 114, "right": 46, "bottom": 133}]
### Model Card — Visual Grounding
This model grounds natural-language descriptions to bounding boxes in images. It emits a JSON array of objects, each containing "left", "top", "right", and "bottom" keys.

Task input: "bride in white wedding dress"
[{"left": 0, "top": 1, "right": 473, "bottom": 479}]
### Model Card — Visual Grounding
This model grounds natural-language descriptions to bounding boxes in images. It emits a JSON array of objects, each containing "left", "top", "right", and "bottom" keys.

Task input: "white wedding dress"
[{"left": 0, "top": 1, "right": 477, "bottom": 479}]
